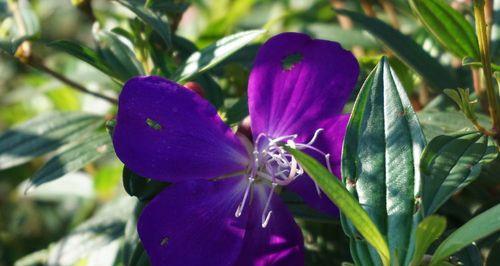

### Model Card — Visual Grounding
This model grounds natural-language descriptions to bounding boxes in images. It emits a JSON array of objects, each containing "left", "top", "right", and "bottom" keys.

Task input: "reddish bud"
[{"left": 183, "top": 82, "right": 205, "bottom": 98}]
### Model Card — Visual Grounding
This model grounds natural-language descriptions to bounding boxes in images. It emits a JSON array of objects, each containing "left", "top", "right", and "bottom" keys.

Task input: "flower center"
[{"left": 234, "top": 128, "right": 332, "bottom": 228}]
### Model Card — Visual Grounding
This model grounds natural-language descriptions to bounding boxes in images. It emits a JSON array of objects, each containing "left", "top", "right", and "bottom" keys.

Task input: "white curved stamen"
[
  {"left": 235, "top": 177, "right": 254, "bottom": 217},
  {"left": 234, "top": 128, "right": 333, "bottom": 223},
  {"left": 261, "top": 182, "right": 277, "bottom": 228}
]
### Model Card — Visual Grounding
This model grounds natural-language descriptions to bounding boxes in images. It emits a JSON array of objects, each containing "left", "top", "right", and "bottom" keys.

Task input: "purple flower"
[{"left": 112, "top": 32, "right": 359, "bottom": 266}]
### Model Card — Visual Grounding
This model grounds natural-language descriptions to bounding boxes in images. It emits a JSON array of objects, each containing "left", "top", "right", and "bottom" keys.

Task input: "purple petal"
[
  {"left": 113, "top": 76, "right": 249, "bottom": 182},
  {"left": 138, "top": 178, "right": 248, "bottom": 266},
  {"left": 235, "top": 185, "right": 304, "bottom": 266},
  {"left": 286, "top": 114, "right": 350, "bottom": 216},
  {"left": 248, "top": 32, "right": 359, "bottom": 142}
]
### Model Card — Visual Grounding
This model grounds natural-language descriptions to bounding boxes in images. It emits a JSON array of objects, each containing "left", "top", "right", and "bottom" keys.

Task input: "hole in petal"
[
  {"left": 160, "top": 236, "right": 169, "bottom": 247},
  {"left": 281, "top": 53, "right": 302, "bottom": 70},
  {"left": 146, "top": 118, "right": 162, "bottom": 131}
]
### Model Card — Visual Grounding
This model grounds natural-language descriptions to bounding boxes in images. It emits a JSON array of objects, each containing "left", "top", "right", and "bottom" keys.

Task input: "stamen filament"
[
  {"left": 261, "top": 182, "right": 277, "bottom": 228},
  {"left": 235, "top": 177, "right": 254, "bottom": 217}
]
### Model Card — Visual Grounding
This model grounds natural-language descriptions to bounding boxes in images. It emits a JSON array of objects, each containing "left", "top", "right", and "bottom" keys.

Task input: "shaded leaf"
[
  {"left": 420, "top": 131, "right": 498, "bottom": 215},
  {"left": 122, "top": 167, "right": 168, "bottom": 201},
  {"left": 417, "top": 110, "right": 490, "bottom": 141},
  {"left": 336, "top": 9, "right": 457, "bottom": 91}
]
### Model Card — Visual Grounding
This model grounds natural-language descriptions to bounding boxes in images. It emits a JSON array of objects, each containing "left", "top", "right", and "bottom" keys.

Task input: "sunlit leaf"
[
  {"left": 174, "top": 29, "right": 265, "bottom": 82},
  {"left": 341, "top": 57, "right": 426, "bottom": 265},
  {"left": 409, "top": 0, "right": 479, "bottom": 59},
  {"left": 430, "top": 204, "right": 500, "bottom": 265},
  {"left": 285, "top": 148, "right": 391, "bottom": 266},
  {"left": 0, "top": 112, "right": 103, "bottom": 170}
]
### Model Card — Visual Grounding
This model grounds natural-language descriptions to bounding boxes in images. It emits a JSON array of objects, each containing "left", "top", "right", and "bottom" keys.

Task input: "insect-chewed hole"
[
  {"left": 146, "top": 118, "right": 162, "bottom": 131},
  {"left": 281, "top": 53, "right": 303, "bottom": 70},
  {"left": 160, "top": 236, "right": 169, "bottom": 247}
]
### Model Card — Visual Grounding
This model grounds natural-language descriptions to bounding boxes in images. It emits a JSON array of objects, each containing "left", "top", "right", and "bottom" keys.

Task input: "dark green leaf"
[
  {"left": 0, "top": 112, "right": 103, "bottom": 170},
  {"left": 116, "top": 0, "right": 172, "bottom": 47},
  {"left": 49, "top": 40, "right": 116, "bottom": 78},
  {"left": 420, "top": 131, "right": 498, "bottom": 215},
  {"left": 410, "top": 215, "right": 447, "bottom": 266},
  {"left": 94, "top": 29, "right": 145, "bottom": 81},
  {"left": 122, "top": 167, "right": 168, "bottom": 201},
  {"left": 341, "top": 57, "right": 426, "bottom": 265},
  {"left": 430, "top": 204, "right": 500, "bottom": 265},
  {"left": 174, "top": 29, "right": 266, "bottom": 82},
  {"left": 409, "top": 0, "right": 479, "bottom": 59},
  {"left": 336, "top": 9, "right": 457, "bottom": 91},
  {"left": 225, "top": 95, "right": 248, "bottom": 125},
  {"left": 26, "top": 133, "right": 113, "bottom": 191},
  {"left": 417, "top": 110, "right": 490, "bottom": 141},
  {"left": 285, "top": 148, "right": 390, "bottom": 266}
]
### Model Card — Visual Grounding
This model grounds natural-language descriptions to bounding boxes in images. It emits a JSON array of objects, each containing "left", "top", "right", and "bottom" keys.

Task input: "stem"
[
  {"left": 28, "top": 57, "right": 118, "bottom": 104},
  {"left": 474, "top": 0, "right": 500, "bottom": 134}
]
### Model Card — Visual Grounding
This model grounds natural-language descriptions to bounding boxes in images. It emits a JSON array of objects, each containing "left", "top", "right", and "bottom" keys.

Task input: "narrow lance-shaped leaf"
[
  {"left": 410, "top": 215, "right": 447, "bottom": 266},
  {"left": 26, "top": 133, "right": 113, "bottom": 191},
  {"left": 409, "top": 0, "right": 479, "bottom": 59},
  {"left": 0, "top": 112, "right": 103, "bottom": 170},
  {"left": 430, "top": 204, "right": 500, "bottom": 265},
  {"left": 48, "top": 40, "right": 116, "bottom": 79},
  {"left": 420, "top": 131, "right": 498, "bottom": 216},
  {"left": 341, "top": 57, "right": 426, "bottom": 265},
  {"left": 94, "top": 29, "right": 145, "bottom": 82},
  {"left": 285, "top": 147, "right": 390, "bottom": 266},
  {"left": 174, "top": 29, "right": 266, "bottom": 82},
  {"left": 115, "top": 0, "right": 172, "bottom": 48},
  {"left": 336, "top": 9, "right": 457, "bottom": 91}
]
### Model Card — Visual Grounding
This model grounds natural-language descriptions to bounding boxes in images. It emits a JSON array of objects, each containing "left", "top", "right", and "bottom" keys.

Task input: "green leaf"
[
  {"left": 420, "top": 131, "right": 498, "bottom": 216},
  {"left": 462, "top": 57, "right": 500, "bottom": 71},
  {"left": 46, "top": 197, "right": 136, "bottom": 265},
  {"left": 0, "top": 112, "right": 103, "bottom": 170},
  {"left": 417, "top": 110, "right": 490, "bottom": 141},
  {"left": 336, "top": 9, "right": 457, "bottom": 91},
  {"left": 26, "top": 133, "right": 113, "bottom": 191},
  {"left": 48, "top": 40, "right": 116, "bottom": 79},
  {"left": 122, "top": 167, "right": 168, "bottom": 201},
  {"left": 174, "top": 29, "right": 266, "bottom": 82},
  {"left": 430, "top": 204, "right": 500, "bottom": 265},
  {"left": 341, "top": 57, "right": 426, "bottom": 265},
  {"left": 409, "top": 0, "right": 480, "bottom": 59},
  {"left": 115, "top": 0, "right": 171, "bottom": 47},
  {"left": 94, "top": 29, "right": 145, "bottom": 81},
  {"left": 285, "top": 148, "right": 390, "bottom": 266},
  {"left": 410, "top": 215, "right": 447, "bottom": 266}
]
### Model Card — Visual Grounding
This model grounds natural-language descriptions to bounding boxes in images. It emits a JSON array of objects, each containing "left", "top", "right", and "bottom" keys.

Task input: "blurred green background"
[{"left": 0, "top": 0, "right": 499, "bottom": 265}]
